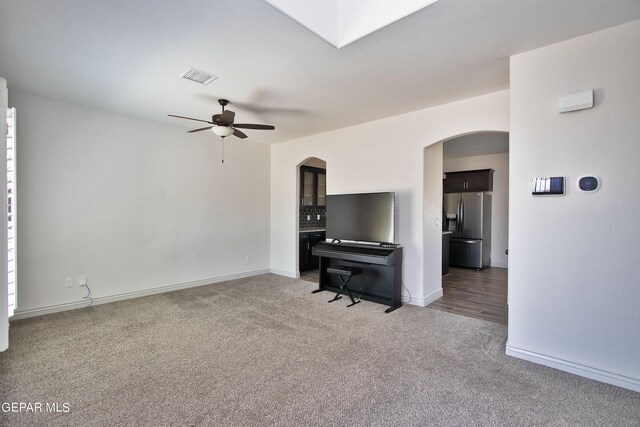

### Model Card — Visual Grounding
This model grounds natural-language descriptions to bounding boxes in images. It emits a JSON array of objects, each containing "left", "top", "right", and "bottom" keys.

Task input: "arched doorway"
[
  {"left": 424, "top": 131, "right": 509, "bottom": 324},
  {"left": 296, "top": 157, "right": 327, "bottom": 282}
]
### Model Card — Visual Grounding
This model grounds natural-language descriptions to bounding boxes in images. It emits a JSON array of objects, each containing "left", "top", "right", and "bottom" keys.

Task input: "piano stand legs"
[
  {"left": 327, "top": 274, "right": 360, "bottom": 307},
  {"left": 384, "top": 304, "right": 402, "bottom": 314},
  {"left": 347, "top": 299, "right": 361, "bottom": 308},
  {"left": 311, "top": 289, "right": 323, "bottom": 294}
]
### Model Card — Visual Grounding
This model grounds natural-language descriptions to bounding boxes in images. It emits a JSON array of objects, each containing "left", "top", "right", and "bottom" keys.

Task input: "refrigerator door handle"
[
  {"left": 456, "top": 196, "right": 462, "bottom": 234},
  {"left": 460, "top": 196, "right": 465, "bottom": 235},
  {"left": 456, "top": 195, "right": 460, "bottom": 234},
  {"left": 456, "top": 198, "right": 459, "bottom": 234}
]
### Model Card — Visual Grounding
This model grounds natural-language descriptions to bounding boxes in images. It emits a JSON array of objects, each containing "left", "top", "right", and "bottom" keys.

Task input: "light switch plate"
[{"left": 532, "top": 177, "right": 565, "bottom": 195}]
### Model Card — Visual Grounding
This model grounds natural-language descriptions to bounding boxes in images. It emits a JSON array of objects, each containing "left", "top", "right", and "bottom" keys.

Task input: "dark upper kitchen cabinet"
[
  {"left": 444, "top": 169, "right": 494, "bottom": 193},
  {"left": 299, "top": 231, "right": 326, "bottom": 272},
  {"left": 465, "top": 170, "right": 494, "bottom": 192},
  {"left": 301, "top": 167, "right": 315, "bottom": 208},
  {"left": 316, "top": 170, "right": 326, "bottom": 207},
  {"left": 300, "top": 166, "right": 326, "bottom": 208},
  {"left": 444, "top": 173, "right": 467, "bottom": 193}
]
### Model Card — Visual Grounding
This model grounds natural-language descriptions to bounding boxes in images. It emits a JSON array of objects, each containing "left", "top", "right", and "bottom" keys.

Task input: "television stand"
[{"left": 311, "top": 242, "right": 403, "bottom": 313}]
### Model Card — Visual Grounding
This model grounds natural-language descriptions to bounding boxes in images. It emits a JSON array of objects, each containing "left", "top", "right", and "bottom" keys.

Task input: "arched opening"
[
  {"left": 424, "top": 131, "right": 509, "bottom": 324},
  {"left": 296, "top": 157, "right": 327, "bottom": 282}
]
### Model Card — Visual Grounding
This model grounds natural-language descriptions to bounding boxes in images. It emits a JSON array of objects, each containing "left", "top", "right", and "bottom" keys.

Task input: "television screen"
[{"left": 326, "top": 192, "right": 395, "bottom": 244}]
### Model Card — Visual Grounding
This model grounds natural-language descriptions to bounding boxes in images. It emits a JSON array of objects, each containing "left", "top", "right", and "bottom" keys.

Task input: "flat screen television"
[{"left": 326, "top": 192, "right": 395, "bottom": 244}]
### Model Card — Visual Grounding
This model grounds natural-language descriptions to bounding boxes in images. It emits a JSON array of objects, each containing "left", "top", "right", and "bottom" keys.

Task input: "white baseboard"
[
  {"left": 424, "top": 288, "right": 444, "bottom": 306},
  {"left": 491, "top": 260, "right": 508, "bottom": 268},
  {"left": 11, "top": 269, "right": 270, "bottom": 320},
  {"left": 402, "top": 288, "right": 443, "bottom": 307},
  {"left": 506, "top": 344, "right": 640, "bottom": 393},
  {"left": 270, "top": 268, "right": 299, "bottom": 278}
]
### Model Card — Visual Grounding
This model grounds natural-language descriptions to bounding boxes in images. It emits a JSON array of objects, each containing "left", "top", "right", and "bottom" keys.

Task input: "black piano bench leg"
[
  {"left": 328, "top": 281, "right": 347, "bottom": 303},
  {"left": 328, "top": 274, "right": 360, "bottom": 307},
  {"left": 311, "top": 289, "right": 323, "bottom": 294},
  {"left": 328, "top": 294, "right": 343, "bottom": 303},
  {"left": 344, "top": 284, "right": 360, "bottom": 307}
]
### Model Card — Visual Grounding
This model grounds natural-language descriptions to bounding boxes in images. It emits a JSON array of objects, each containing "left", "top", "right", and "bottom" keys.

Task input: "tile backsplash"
[{"left": 299, "top": 208, "right": 326, "bottom": 230}]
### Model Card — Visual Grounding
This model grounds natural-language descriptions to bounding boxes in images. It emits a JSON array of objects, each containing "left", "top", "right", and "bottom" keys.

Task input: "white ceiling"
[
  {"left": 443, "top": 132, "right": 509, "bottom": 159},
  {"left": 1, "top": 0, "right": 638, "bottom": 144}
]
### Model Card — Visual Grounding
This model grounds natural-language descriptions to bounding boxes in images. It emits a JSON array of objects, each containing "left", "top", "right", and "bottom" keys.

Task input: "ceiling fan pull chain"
[{"left": 221, "top": 137, "right": 225, "bottom": 163}]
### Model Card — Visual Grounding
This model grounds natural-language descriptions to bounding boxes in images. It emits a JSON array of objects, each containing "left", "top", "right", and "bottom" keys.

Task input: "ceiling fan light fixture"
[
  {"left": 212, "top": 125, "right": 233, "bottom": 137},
  {"left": 169, "top": 98, "right": 274, "bottom": 143}
]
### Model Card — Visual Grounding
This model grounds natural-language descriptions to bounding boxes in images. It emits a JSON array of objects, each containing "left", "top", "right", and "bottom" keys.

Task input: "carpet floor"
[{"left": 1, "top": 274, "right": 638, "bottom": 426}]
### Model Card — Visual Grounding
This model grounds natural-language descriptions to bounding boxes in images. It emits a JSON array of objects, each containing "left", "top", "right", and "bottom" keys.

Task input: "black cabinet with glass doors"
[{"left": 300, "top": 166, "right": 326, "bottom": 208}]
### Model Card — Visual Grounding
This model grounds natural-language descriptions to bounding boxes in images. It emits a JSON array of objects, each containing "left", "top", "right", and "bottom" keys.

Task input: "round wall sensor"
[{"left": 576, "top": 175, "right": 600, "bottom": 193}]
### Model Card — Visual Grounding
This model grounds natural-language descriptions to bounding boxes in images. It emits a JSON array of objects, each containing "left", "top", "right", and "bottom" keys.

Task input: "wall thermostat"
[{"left": 577, "top": 175, "right": 600, "bottom": 193}]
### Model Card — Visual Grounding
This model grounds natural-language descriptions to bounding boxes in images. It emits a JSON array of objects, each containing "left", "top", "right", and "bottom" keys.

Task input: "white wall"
[
  {"left": 423, "top": 142, "right": 443, "bottom": 302},
  {"left": 508, "top": 20, "right": 640, "bottom": 391},
  {"left": 444, "top": 151, "right": 509, "bottom": 267},
  {"left": 11, "top": 90, "right": 271, "bottom": 316},
  {"left": 271, "top": 91, "right": 509, "bottom": 304}
]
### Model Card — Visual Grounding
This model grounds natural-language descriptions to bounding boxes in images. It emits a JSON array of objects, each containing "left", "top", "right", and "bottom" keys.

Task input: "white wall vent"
[{"left": 180, "top": 68, "right": 218, "bottom": 85}]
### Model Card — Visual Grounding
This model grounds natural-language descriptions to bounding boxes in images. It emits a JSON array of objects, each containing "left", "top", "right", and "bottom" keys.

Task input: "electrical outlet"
[
  {"left": 245, "top": 256, "right": 250, "bottom": 264},
  {"left": 78, "top": 275, "right": 87, "bottom": 287},
  {"left": 65, "top": 277, "right": 73, "bottom": 288}
]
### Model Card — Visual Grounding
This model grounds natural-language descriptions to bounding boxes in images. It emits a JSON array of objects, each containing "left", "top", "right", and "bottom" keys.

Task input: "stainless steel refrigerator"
[{"left": 444, "top": 192, "right": 492, "bottom": 269}]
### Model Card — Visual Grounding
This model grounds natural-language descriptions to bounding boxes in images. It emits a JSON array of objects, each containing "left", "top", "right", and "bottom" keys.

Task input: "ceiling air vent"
[{"left": 180, "top": 68, "right": 218, "bottom": 85}]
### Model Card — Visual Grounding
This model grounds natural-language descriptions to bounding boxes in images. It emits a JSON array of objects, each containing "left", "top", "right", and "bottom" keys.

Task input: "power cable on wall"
[
  {"left": 81, "top": 283, "right": 94, "bottom": 307},
  {"left": 402, "top": 282, "right": 411, "bottom": 305}
]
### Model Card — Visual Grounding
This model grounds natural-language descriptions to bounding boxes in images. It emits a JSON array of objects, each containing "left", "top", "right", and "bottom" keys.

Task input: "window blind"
[{"left": 6, "top": 108, "right": 15, "bottom": 317}]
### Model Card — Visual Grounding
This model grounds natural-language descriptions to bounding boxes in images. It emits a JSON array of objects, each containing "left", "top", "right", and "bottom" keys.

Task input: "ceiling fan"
[
  {"left": 168, "top": 99, "right": 275, "bottom": 139},
  {"left": 168, "top": 99, "right": 275, "bottom": 163}
]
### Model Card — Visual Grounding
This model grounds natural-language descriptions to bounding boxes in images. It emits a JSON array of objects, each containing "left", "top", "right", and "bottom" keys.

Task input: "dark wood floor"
[
  {"left": 428, "top": 267, "right": 508, "bottom": 324},
  {"left": 299, "top": 269, "right": 319, "bottom": 284}
]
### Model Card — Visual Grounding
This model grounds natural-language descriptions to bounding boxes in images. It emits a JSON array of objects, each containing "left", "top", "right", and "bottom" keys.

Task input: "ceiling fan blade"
[
  {"left": 212, "top": 114, "right": 222, "bottom": 124},
  {"left": 188, "top": 126, "right": 213, "bottom": 133},
  {"left": 220, "top": 110, "right": 235, "bottom": 125},
  {"left": 168, "top": 114, "right": 213, "bottom": 124},
  {"left": 233, "top": 128, "right": 248, "bottom": 139},
  {"left": 233, "top": 123, "right": 275, "bottom": 130}
]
